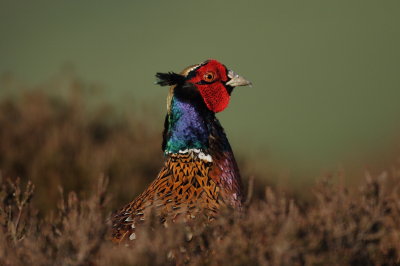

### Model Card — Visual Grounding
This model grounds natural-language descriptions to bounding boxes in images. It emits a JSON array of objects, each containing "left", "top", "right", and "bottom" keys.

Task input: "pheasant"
[{"left": 111, "top": 59, "right": 251, "bottom": 242}]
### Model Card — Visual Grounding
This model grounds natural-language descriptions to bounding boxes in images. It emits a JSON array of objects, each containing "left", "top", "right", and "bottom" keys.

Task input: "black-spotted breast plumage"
[{"left": 111, "top": 59, "right": 252, "bottom": 242}]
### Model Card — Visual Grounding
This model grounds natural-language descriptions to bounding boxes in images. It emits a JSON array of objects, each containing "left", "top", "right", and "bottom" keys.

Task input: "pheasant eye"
[{"left": 203, "top": 72, "right": 216, "bottom": 82}]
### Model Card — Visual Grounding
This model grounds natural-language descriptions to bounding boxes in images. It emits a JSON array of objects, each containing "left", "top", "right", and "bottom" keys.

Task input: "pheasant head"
[{"left": 156, "top": 59, "right": 252, "bottom": 114}]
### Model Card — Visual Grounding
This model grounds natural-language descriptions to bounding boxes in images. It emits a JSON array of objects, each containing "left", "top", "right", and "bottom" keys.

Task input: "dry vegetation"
[
  {"left": 0, "top": 85, "right": 163, "bottom": 212},
  {"left": 1, "top": 87, "right": 400, "bottom": 265}
]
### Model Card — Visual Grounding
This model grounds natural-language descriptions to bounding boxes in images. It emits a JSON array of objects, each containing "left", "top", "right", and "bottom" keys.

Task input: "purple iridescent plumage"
[{"left": 164, "top": 96, "right": 210, "bottom": 153}]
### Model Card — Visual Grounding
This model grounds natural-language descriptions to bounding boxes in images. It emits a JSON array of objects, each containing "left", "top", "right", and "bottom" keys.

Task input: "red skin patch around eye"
[{"left": 189, "top": 60, "right": 230, "bottom": 113}]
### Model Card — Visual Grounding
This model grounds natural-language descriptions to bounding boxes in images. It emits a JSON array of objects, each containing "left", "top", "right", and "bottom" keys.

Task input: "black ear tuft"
[{"left": 155, "top": 72, "right": 186, "bottom": 86}]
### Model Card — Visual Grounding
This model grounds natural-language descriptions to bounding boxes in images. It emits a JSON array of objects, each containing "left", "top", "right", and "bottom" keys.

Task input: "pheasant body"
[{"left": 112, "top": 60, "right": 251, "bottom": 242}]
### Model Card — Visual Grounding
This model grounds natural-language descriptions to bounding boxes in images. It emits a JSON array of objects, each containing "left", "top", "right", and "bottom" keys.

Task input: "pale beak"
[{"left": 226, "top": 70, "right": 252, "bottom": 87}]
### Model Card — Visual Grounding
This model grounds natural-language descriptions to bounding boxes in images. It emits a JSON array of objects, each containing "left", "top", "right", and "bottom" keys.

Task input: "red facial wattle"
[
  {"left": 196, "top": 83, "right": 230, "bottom": 113},
  {"left": 188, "top": 60, "right": 230, "bottom": 113}
]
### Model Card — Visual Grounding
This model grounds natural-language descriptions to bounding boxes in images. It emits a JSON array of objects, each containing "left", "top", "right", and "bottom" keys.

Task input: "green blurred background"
[{"left": 1, "top": 0, "right": 400, "bottom": 184}]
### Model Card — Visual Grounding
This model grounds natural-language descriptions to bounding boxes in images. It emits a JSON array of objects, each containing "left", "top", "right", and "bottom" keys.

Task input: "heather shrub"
[
  {"left": 1, "top": 171, "right": 400, "bottom": 265},
  {"left": 0, "top": 87, "right": 162, "bottom": 212}
]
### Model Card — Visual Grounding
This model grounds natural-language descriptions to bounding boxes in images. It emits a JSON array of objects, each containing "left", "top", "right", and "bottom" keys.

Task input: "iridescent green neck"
[{"left": 164, "top": 96, "right": 212, "bottom": 154}]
